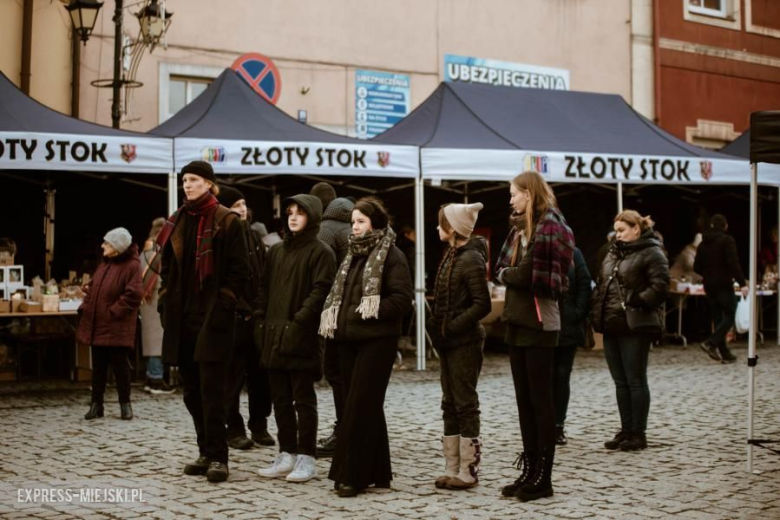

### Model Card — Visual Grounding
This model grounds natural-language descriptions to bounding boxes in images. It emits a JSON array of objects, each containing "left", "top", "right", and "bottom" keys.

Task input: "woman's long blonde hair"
[{"left": 511, "top": 171, "right": 557, "bottom": 240}]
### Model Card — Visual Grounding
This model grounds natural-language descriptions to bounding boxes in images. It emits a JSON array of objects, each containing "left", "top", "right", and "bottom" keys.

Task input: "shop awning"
[
  {"left": 373, "top": 82, "right": 765, "bottom": 185},
  {"left": 149, "top": 69, "right": 418, "bottom": 178},
  {"left": 0, "top": 72, "right": 172, "bottom": 174}
]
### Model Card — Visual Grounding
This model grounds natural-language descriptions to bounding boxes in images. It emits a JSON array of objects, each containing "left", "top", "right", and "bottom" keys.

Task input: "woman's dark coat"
[
  {"left": 429, "top": 236, "right": 492, "bottom": 349},
  {"left": 591, "top": 230, "right": 670, "bottom": 335},
  {"left": 558, "top": 247, "right": 592, "bottom": 347},
  {"left": 255, "top": 194, "right": 336, "bottom": 377},
  {"left": 77, "top": 244, "right": 143, "bottom": 348},
  {"left": 333, "top": 243, "right": 413, "bottom": 343},
  {"left": 158, "top": 206, "right": 250, "bottom": 364}
]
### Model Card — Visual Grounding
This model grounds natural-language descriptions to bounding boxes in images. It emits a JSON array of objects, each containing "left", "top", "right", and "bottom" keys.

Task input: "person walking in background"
[
  {"left": 591, "top": 210, "right": 669, "bottom": 453},
  {"left": 78, "top": 227, "right": 143, "bottom": 421},
  {"left": 694, "top": 214, "right": 749, "bottom": 364},
  {"left": 217, "top": 185, "right": 275, "bottom": 450},
  {"left": 429, "top": 203, "right": 491, "bottom": 490},
  {"left": 311, "top": 182, "right": 355, "bottom": 459},
  {"left": 496, "top": 171, "right": 575, "bottom": 503},
  {"left": 256, "top": 194, "right": 336, "bottom": 483},
  {"left": 553, "top": 247, "right": 592, "bottom": 446},
  {"left": 319, "top": 197, "right": 413, "bottom": 497},
  {"left": 157, "top": 161, "right": 250, "bottom": 483},
  {"left": 140, "top": 217, "right": 175, "bottom": 395}
]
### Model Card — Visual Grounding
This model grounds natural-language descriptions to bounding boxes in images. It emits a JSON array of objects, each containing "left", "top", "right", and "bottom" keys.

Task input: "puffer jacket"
[
  {"left": 255, "top": 194, "right": 337, "bottom": 377},
  {"left": 591, "top": 230, "right": 670, "bottom": 335},
  {"left": 558, "top": 248, "right": 592, "bottom": 347},
  {"left": 318, "top": 197, "right": 354, "bottom": 265},
  {"left": 430, "top": 237, "right": 491, "bottom": 349}
]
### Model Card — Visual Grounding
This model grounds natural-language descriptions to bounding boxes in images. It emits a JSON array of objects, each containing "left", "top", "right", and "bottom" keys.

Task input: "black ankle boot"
[
  {"left": 501, "top": 452, "right": 535, "bottom": 497},
  {"left": 120, "top": 402, "right": 133, "bottom": 420},
  {"left": 604, "top": 430, "right": 629, "bottom": 450},
  {"left": 515, "top": 448, "right": 554, "bottom": 502},
  {"left": 85, "top": 403, "right": 104, "bottom": 420},
  {"left": 619, "top": 432, "right": 647, "bottom": 451}
]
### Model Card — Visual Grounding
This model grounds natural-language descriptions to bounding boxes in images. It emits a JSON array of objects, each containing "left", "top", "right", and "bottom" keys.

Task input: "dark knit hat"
[
  {"left": 181, "top": 160, "right": 217, "bottom": 184},
  {"left": 217, "top": 185, "right": 245, "bottom": 209},
  {"left": 309, "top": 182, "right": 337, "bottom": 211}
]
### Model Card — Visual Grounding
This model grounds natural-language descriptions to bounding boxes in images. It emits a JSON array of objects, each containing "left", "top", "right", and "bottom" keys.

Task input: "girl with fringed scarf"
[
  {"left": 319, "top": 197, "right": 413, "bottom": 498},
  {"left": 496, "top": 171, "right": 575, "bottom": 503},
  {"left": 429, "top": 203, "right": 491, "bottom": 491}
]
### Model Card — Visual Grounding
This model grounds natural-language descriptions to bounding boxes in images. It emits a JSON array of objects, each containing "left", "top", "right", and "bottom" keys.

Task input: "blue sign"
[
  {"left": 444, "top": 54, "right": 569, "bottom": 91},
  {"left": 355, "top": 70, "right": 410, "bottom": 139}
]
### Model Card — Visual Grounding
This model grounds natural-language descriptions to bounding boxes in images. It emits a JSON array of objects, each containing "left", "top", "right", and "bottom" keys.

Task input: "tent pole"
[
  {"left": 167, "top": 173, "right": 178, "bottom": 215},
  {"left": 747, "top": 163, "right": 758, "bottom": 473},
  {"left": 617, "top": 182, "right": 624, "bottom": 213},
  {"left": 777, "top": 186, "right": 779, "bottom": 346},
  {"left": 44, "top": 188, "right": 55, "bottom": 281},
  {"left": 415, "top": 172, "right": 427, "bottom": 371},
  {"left": 464, "top": 182, "right": 469, "bottom": 203}
]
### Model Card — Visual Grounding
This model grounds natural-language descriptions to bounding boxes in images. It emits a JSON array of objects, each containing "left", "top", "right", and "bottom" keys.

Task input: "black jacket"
[
  {"left": 333, "top": 244, "right": 413, "bottom": 343},
  {"left": 558, "top": 248, "right": 592, "bottom": 347},
  {"left": 159, "top": 206, "right": 250, "bottom": 364},
  {"left": 255, "top": 194, "right": 336, "bottom": 377},
  {"left": 693, "top": 230, "right": 746, "bottom": 291},
  {"left": 430, "top": 237, "right": 491, "bottom": 349},
  {"left": 591, "top": 231, "right": 669, "bottom": 335},
  {"left": 318, "top": 197, "right": 354, "bottom": 265}
]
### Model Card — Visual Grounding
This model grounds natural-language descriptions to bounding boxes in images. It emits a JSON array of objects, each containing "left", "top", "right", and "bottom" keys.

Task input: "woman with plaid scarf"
[{"left": 495, "top": 171, "right": 575, "bottom": 503}]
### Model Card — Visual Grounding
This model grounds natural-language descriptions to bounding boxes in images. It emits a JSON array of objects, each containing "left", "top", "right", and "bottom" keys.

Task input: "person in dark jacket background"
[
  {"left": 78, "top": 227, "right": 143, "bottom": 421},
  {"left": 256, "top": 194, "right": 336, "bottom": 483},
  {"left": 693, "top": 214, "right": 748, "bottom": 364},
  {"left": 496, "top": 171, "right": 575, "bottom": 503},
  {"left": 429, "top": 203, "right": 491, "bottom": 491},
  {"left": 553, "top": 247, "right": 592, "bottom": 446},
  {"left": 311, "top": 183, "right": 355, "bottom": 458},
  {"left": 216, "top": 185, "right": 275, "bottom": 451},
  {"left": 157, "top": 161, "right": 250, "bottom": 483},
  {"left": 591, "top": 210, "right": 669, "bottom": 453},
  {"left": 319, "top": 197, "right": 413, "bottom": 498}
]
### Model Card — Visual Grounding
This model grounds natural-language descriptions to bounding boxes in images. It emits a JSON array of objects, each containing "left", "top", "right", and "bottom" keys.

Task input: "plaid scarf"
[
  {"left": 319, "top": 226, "right": 396, "bottom": 339},
  {"left": 156, "top": 192, "right": 219, "bottom": 288},
  {"left": 531, "top": 207, "right": 575, "bottom": 299}
]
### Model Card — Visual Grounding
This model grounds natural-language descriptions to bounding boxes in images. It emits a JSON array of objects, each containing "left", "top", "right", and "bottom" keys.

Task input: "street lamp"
[
  {"left": 136, "top": 0, "right": 173, "bottom": 47},
  {"left": 65, "top": 0, "right": 104, "bottom": 44}
]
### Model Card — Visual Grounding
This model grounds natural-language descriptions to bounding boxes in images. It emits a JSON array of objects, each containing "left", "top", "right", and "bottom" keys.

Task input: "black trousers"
[
  {"left": 178, "top": 322, "right": 230, "bottom": 464},
  {"left": 553, "top": 345, "right": 578, "bottom": 427},
  {"left": 509, "top": 346, "right": 556, "bottom": 456},
  {"left": 328, "top": 336, "right": 397, "bottom": 489},
  {"left": 439, "top": 340, "right": 484, "bottom": 438},
  {"left": 706, "top": 289, "right": 738, "bottom": 348},
  {"left": 226, "top": 319, "right": 272, "bottom": 438},
  {"left": 91, "top": 346, "right": 132, "bottom": 404},
  {"left": 268, "top": 369, "right": 318, "bottom": 456},
  {"left": 323, "top": 339, "right": 345, "bottom": 426}
]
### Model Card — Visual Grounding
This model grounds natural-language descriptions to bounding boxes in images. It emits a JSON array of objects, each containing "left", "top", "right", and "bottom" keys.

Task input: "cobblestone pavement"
[{"left": 1, "top": 342, "right": 779, "bottom": 519}]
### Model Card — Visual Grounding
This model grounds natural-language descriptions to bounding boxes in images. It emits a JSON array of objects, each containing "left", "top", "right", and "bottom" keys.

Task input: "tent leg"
[
  {"left": 748, "top": 163, "right": 758, "bottom": 473},
  {"left": 617, "top": 182, "right": 624, "bottom": 213},
  {"left": 415, "top": 174, "right": 427, "bottom": 371},
  {"left": 44, "top": 188, "right": 55, "bottom": 280},
  {"left": 777, "top": 186, "right": 779, "bottom": 346},
  {"left": 167, "top": 173, "right": 178, "bottom": 215}
]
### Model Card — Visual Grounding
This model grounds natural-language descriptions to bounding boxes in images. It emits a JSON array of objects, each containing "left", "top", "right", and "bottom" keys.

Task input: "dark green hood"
[
  {"left": 323, "top": 197, "right": 355, "bottom": 224},
  {"left": 282, "top": 194, "right": 323, "bottom": 246}
]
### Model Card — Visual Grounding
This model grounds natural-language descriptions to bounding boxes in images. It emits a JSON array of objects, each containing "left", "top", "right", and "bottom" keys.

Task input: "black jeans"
[
  {"left": 553, "top": 345, "right": 577, "bottom": 427},
  {"left": 439, "top": 340, "right": 484, "bottom": 438},
  {"left": 91, "top": 346, "right": 132, "bottom": 404},
  {"left": 603, "top": 334, "right": 650, "bottom": 433},
  {"left": 226, "top": 319, "right": 272, "bottom": 438},
  {"left": 508, "top": 346, "right": 556, "bottom": 455},
  {"left": 323, "top": 339, "right": 344, "bottom": 426},
  {"left": 268, "top": 369, "right": 318, "bottom": 456},
  {"left": 706, "top": 289, "right": 738, "bottom": 348}
]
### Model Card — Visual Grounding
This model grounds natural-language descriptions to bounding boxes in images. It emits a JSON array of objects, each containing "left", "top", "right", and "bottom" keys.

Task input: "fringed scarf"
[
  {"left": 156, "top": 191, "right": 219, "bottom": 288},
  {"left": 319, "top": 226, "right": 396, "bottom": 339},
  {"left": 529, "top": 207, "right": 575, "bottom": 299}
]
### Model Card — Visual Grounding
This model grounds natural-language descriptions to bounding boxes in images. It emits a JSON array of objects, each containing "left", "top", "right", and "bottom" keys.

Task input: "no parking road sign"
[{"left": 231, "top": 53, "right": 282, "bottom": 105}]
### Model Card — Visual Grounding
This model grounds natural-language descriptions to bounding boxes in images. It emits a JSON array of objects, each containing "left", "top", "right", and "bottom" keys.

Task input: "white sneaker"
[
  {"left": 258, "top": 452, "right": 296, "bottom": 479},
  {"left": 285, "top": 454, "right": 317, "bottom": 482}
]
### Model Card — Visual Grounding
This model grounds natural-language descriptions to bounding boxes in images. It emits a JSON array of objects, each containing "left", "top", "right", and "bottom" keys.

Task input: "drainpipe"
[
  {"left": 21, "top": 0, "right": 33, "bottom": 94},
  {"left": 652, "top": 0, "right": 662, "bottom": 126},
  {"left": 71, "top": 28, "right": 81, "bottom": 117}
]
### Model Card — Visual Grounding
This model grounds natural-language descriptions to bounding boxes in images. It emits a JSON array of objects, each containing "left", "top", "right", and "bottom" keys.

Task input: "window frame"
[
  {"left": 687, "top": 0, "right": 727, "bottom": 19},
  {"left": 158, "top": 63, "right": 223, "bottom": 124},
  {"left": 683, "top": 0, "right": 740, "bottom": 31}
]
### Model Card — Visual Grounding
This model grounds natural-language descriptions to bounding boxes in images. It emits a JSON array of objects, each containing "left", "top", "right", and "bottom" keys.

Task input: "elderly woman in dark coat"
[
  {"left": 78, "top": 227, "right": 143, "bottom": 421},
  {"left": 319, "top": 196, "right": 413, "bottom": 498}
]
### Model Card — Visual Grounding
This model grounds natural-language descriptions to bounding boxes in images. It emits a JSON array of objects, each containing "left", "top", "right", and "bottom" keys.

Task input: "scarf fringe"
[
  {"left": 319, "top": 304, "right": 340, "bottom": 339},
  {"left": 357, "top": 294, "right": 381, "bottom": 320}
]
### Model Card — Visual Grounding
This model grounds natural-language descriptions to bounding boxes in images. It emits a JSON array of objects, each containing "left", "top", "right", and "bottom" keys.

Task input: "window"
[
  {"left": 168, "top": 76, "right": 210, "bottom": 116},
  {"left": 688, "top": 0, "right": 727, "bottom": 18},
  {"left": 158, "top": 63, "right": 223, "bottom": 124}
]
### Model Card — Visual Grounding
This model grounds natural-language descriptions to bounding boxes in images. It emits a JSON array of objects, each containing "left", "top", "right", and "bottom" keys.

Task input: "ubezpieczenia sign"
[{"left": 444, "top": 54, "right": 570, "bottom": 90}]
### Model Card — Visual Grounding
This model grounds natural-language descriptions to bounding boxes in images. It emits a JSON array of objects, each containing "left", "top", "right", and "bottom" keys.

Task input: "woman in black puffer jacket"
[
  {"left": 591, "top": 210, "right": 669, "bottom": 452},
  {"left": 429, "top": 203, "right": 491, "bottom": 491}
]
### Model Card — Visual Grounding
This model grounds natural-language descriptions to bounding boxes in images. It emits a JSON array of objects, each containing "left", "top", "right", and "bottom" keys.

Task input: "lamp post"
[{"left": 64, "top": 0, "right": 103, "bottom": 44}]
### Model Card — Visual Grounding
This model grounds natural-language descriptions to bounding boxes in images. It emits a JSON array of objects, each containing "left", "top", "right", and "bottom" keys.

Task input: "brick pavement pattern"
[{"left": 1, "top": 343, "right": 779, "bottom": 519}]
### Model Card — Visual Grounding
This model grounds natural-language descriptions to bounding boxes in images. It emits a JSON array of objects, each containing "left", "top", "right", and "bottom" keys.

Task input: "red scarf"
[{"left": 157, "top": 192, "right": 219, "bottom": 288}]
